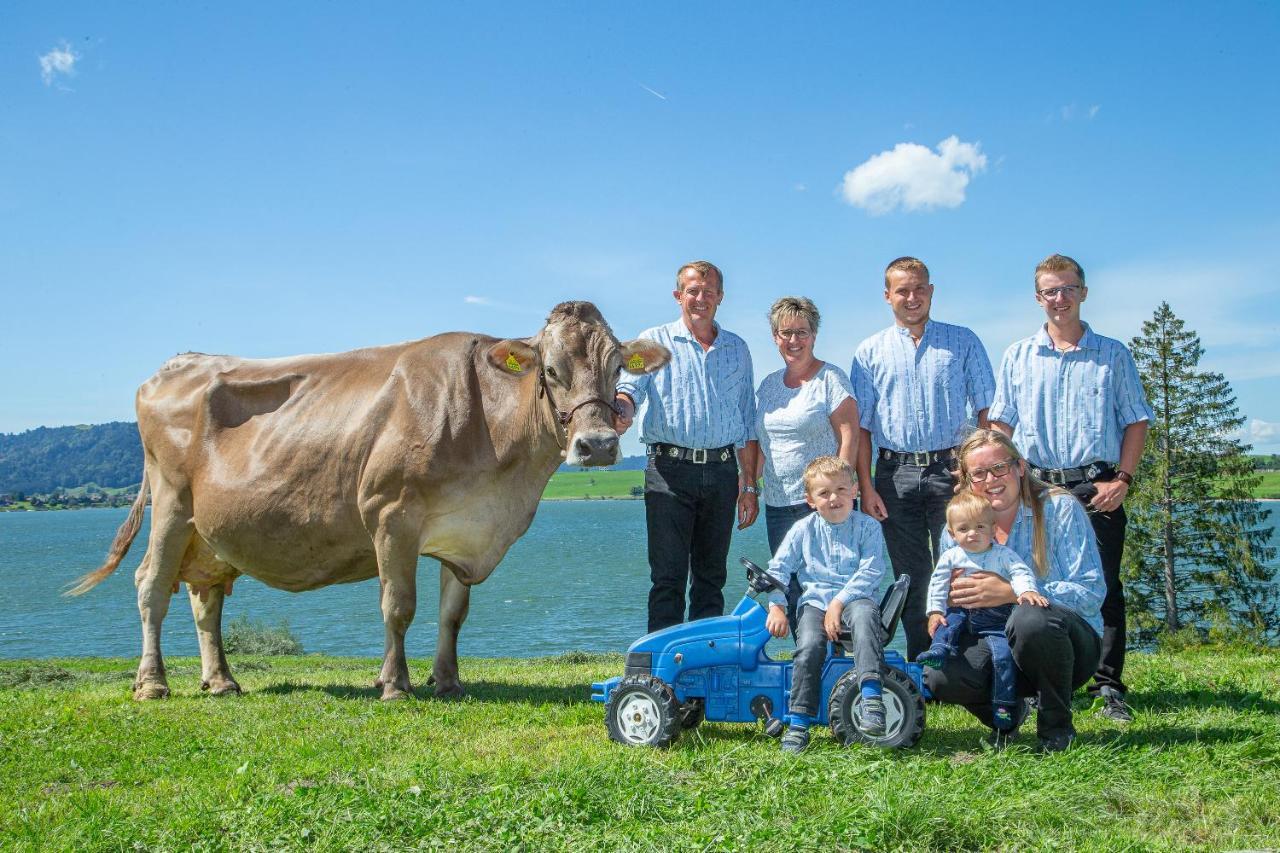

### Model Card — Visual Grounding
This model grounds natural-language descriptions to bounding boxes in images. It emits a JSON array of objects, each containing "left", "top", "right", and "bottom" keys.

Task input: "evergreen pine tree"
[{"left": 1123, "top": 302, "right": 1277, "bottom": 643}]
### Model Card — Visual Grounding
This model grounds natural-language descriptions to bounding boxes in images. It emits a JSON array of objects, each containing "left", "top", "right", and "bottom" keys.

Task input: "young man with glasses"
[
  {"left": 850, "top": 256, "right": 997, "bottom": 658},
  {"left": 614, "top": 260, "right": 758, "bottom": 633},
  {"left": 988, "top": 253, "right": 1153, "bottom": 723}
]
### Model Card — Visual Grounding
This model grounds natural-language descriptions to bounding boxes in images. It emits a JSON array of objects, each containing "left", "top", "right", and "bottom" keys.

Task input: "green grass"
[
  {"left": 1253, "top": 470, "right": 1280, "bottom": 500},
  {"left": 542, "top": 469, "right": 642, "bottom": 500},
  {"left": 2, "top": 647, "right": 1278, "bottom": 850}
]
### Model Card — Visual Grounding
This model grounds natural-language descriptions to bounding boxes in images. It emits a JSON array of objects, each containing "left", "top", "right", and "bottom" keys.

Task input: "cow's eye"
[{"left": 546, "top": 366, "right": 558, "bottom": 380}]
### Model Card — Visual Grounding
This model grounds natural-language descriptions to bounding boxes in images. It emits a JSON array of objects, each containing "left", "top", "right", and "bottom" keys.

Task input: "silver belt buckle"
[
  {"left": 911, "top": 451, "right": 929, "bottom": 466},
  {"left": 692, "top": 448, "right": 707, "bottom": 464}
]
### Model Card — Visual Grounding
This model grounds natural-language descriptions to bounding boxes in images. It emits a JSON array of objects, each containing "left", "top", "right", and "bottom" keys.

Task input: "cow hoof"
[
  {"left": 433, "top": 681, "right": 465, "bottom": 700},
  {"left": 202, "top": 679, "right": 242, "bottom": 696},
  {"left": 133, "top": 682, "right": 171, "bottom": 701},
  {"left": 380, "top": 686, "right": 413, "bottom": 701}
]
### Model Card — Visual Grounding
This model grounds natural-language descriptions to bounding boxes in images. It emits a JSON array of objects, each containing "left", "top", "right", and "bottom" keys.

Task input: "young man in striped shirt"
[
  {"left": 988, "top": 253, "right": 1153, "bottom": 723},
  {"left": 850, "top": 257, "right": 997, "bottom": 658}
]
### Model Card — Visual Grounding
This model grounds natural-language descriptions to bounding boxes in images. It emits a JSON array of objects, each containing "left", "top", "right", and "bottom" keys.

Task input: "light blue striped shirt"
[
  {"left": 926, "top": 543, "right": 1039, "bottom": 614},
  {"left": 850, "top": 320, "right": 995, "bottom": 453},
  {"left": 754, "top": 363, "right": 855, "bottom": 506},
  {"left": 616, "top": 319, "right": 756, "bottom": 449},
  {"left": 938, "top": 493, "right": 1105, "bottom": 635},
  {"left": 989, "top": 323, "right": 1153, "bottom": 469},
  {"left": 766, "top": 510, "right": 888, "bottom": 610}
]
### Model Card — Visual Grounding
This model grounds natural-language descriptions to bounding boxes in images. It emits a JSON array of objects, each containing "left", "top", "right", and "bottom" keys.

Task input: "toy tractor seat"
[{"left": 836, "top": 574, "right": 911, "bottom": 647}]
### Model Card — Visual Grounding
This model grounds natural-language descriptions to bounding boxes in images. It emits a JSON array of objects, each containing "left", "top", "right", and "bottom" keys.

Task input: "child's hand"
[
  {"left": 823, "top": 600, "right": 844, "bottom": 641},
  {"left": 766, "top": 605, "right": 789, "bottom": 638},
  {"left": 927, "top": 612, "right": 946, "bottom": 637},
  {"left": 1019, "top": 590, "right": 1049, "bottom": 608}
]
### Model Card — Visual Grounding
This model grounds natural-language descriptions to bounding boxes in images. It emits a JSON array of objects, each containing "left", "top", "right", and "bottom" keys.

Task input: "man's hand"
[
  {"left": 860, "top": 485, "right": 888, "bottom": 521},
  {"left": 927, "top": 612, "right": 946, "bottom": 637},
  {"left": 737, "top": 491, "right": 759, "bottom": 529},
  {"left": 612, "top": 395, "right": 634, "bottom": 434},
  {"left": 1090, "top": 478, "right": 1129, "bottom": 513},
  {"left": 823, "top": 600, "right": 845, "bottom": 641},
  {"left": 949, "top": 572, "right": 1017, "bottom": 609},
  {"left": 766, "top": 605, "right": 789, "bottom": 638},
  {"left": 1018, "top": 590, "right": 1050, "bottom": 608}
]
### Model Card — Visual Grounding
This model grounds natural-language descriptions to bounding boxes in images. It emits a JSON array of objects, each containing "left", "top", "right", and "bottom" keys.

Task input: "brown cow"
[{"left": 70, "top": 302, "right": 670, "bottom": 700}]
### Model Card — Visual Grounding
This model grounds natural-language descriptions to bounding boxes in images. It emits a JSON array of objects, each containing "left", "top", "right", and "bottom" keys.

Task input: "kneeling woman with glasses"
[{"left": 924, "top": 429, "right": 1106, "bottom": 751}]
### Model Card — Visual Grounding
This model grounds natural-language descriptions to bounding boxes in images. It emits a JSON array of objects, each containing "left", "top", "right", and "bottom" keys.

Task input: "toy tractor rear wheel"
[
  {"left": 828, "top": 667, "right": 925, "bottom": 749},
  {"left": 606, "top": 675, "right": 682, "bottom": 748}
]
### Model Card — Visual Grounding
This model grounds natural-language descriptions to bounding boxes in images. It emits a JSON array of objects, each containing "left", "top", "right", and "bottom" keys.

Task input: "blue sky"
[{"left": 3, "top": 3, "right": 1279, "bottom": 455}]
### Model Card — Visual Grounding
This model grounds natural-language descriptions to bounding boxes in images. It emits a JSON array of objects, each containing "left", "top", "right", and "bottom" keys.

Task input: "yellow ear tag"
[
  {"left": 505, "top": 354, "right": 523, "bottom": 373},
  {"left": 627, "top": 353, "right": 645, "bottom": 371}
]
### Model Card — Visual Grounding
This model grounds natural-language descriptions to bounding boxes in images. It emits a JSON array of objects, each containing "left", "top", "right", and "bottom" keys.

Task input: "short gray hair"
[{"left": 768, "top": 296, "right": 821, "bottom": 335}]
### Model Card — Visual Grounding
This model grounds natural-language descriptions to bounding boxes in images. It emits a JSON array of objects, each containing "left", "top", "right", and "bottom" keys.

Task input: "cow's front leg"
[
  {"left": 187, "top": 582, "right": 240, "bottom": 696},
  {"left": 432, "top": 564, "right": 470, "bottom": 699},
  {"left": 373, "top": 530, "right": 419, "bottom": 701}
]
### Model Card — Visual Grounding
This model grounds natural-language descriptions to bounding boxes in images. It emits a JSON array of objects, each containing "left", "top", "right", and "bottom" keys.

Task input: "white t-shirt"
[{"left": 754, "top": 362, "right": 855, "bottom": 506}]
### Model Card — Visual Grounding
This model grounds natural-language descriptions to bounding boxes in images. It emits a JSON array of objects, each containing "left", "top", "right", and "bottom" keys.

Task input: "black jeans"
[
  {"left": 924, "top": 603, "right": 1101, "bottom": 739},
  {"left": 874, "top": 456, "right": 955, "bottom": 658},
  {"left": 1066, "top": 477, "right": 1128, "bottom": 695},
  {"left": 644, "top": 451, "right": 739, "bottom": 633},
  {"left": 764, "top": 501, "right": 815, "bottom": 634}
]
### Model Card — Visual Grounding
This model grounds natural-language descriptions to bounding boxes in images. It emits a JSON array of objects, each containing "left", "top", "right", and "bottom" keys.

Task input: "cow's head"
[{"left": 487, "top": 301, "right": 670, "bottom": 466}]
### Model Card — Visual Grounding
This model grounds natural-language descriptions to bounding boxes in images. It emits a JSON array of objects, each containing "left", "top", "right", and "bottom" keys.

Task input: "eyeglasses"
[
  {"left": 775, "top": 329, "right": 812, "bottom": 341},
  {"left": 968, "top": 458, "right": 1018, "bottom": 482},
  {"left": 1036, "top": 284, "right": 1083, "bottom": 300}
]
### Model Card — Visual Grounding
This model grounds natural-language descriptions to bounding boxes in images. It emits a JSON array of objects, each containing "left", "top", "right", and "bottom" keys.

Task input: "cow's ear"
[
  {"left": 620, "top": 339, "right": 671, "bottom": 375},
  {"left": 487, "top": 340, "right": 539, "bottom": 377}
]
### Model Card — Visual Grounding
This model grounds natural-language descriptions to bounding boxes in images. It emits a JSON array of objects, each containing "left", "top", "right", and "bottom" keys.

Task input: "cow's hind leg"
[
  {"left": 134, "top": 481, "right": 193, "bottom": 700},
  {"left": 373, "top": 530, "right": 420, "bottom": 701},
  {"left": 188, "top": 583, "right": 240, "bottom": 696},
  {"left": 432, "top": 564, "right": 470, "bottom": 699}
]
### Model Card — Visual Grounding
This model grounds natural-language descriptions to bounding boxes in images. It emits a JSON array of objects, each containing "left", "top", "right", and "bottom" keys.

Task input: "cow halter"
[{"left": 537, "top": 368, "right": 618, "bottom": 448}]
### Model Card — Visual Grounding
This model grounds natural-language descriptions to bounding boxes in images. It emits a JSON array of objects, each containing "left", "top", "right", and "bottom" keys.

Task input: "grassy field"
[
  {"left": 542, "top": 469, "right": 643, "bottom": 500},
  {"left": 3, "top": 646, "right": 1278, "bottom": 850},
  {"left": 1254, "top": 470, "right": 1280, "bottom": 499}
]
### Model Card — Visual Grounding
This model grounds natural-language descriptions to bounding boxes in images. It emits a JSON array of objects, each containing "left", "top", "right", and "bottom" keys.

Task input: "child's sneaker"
[
  {"left": 992, "top": 703, "right": 1017, "bottom": 732},
  {"left": 780, "top": 725, "right": 810, "bottom": 754},
  {"left": 914, "top": 648, "right": 947, "bottom": 669},
  {"left": 859, "top": 696, "right": 887, "bottom": 737}
]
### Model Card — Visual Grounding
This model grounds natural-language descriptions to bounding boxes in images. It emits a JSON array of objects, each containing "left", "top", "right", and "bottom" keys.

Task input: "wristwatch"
[
  {"left": 1115, "top": 470, "right": 1134, "bottom": 486},
  {"left": 741, "top": 485, "right": 760, "bottom": 495}
]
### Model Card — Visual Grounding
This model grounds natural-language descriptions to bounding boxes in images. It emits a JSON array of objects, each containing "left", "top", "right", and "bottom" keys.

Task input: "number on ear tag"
[
  {"left": 505, "top": 354, "right": 523, "bottom": 373},
  {"left": 627, "top": 353, "right": 645, "bottom": 371}
]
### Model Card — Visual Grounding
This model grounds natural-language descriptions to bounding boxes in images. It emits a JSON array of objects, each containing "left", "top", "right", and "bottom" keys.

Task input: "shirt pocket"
[{"left": 1077, "top": 374, "right": 1108, "bottom": 434}]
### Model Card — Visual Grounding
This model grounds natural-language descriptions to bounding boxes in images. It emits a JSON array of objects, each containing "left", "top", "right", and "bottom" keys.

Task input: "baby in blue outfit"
[{"left": 917, "top": 491, "right": 1048, "bottom": 730}]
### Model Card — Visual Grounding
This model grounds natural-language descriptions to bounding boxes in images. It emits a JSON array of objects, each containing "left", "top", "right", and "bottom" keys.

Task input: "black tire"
[
  {"left": 828, "top": 667, "right": 925, "bottom": 749},
  {"left": 678, "top": 698, "right": 704, "bottom": 730},
  {"left": 605, "top": 675, "right": 682, "bottom": 748}
]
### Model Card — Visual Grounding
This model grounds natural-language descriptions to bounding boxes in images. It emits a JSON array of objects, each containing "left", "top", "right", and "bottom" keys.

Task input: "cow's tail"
[{"left": 65, "top": 469, "right": 151, "bottom": 596}]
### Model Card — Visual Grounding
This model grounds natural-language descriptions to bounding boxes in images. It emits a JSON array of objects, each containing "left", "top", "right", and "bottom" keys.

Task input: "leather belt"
[
  {"left": 1031, "top": 461, "right": 1113, "bottom": 485},
  {"left": 879, "top": 447, "right": 957, "bottom": 467},
  {"left": 649, "top": 442, "right": 735, "bottom": 464}
]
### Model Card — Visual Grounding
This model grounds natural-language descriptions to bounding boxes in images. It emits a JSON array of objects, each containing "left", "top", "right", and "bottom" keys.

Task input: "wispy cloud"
[
  {"left": 1052, "top": 102, "right": 1101, "bottom": 122},
  {"left": 840, "top": 136, "right": 987, "bottom": 215},
  {"left": 462, "top": 295, "right": 544, "bottom": 317},
  {"left": 39, "top": 42, "right": 78, "bottom": 87},
  {"left": 638, "top": 83, "right": 667, "bottom": 101}
]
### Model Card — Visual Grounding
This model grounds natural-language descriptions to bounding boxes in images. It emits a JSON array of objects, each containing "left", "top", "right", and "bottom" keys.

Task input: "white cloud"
[
  {"left": 39, "top": 42, "right": 78, "bottom": 86},
  {"left": 1251, "top": 419, "right": 1280, "bottom": 443},
  {"left": 840, "top": 136, "right": 987, "bottom": 215},
  {"left": 462, "top": 295, "right": 543, "bottom": 317},
  {"left": 1089, "top": 104, "right": 1101, "bottom": 119},
  {"left": 638, "top": 83, "right": 667, "bottom": 101}
]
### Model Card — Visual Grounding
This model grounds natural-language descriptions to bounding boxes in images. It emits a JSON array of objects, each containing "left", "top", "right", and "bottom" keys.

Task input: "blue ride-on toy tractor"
[{"left": 592, "top": 558, "right": 928, "bottom": 749}]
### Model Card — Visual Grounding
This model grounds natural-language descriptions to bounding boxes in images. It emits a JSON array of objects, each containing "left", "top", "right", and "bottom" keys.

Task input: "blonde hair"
[
  {"left": 946, "top": 491, "right": 995, "bottom": 530},
  {"left": 1034, "top": 253, "right": 1085, "bottom": 287},
  {"left": 768, "top": 296, "right": 821, "bottom": 335},
  {"left": 954, "top": 429, "right": 1068, "bottom": 577},
  {"left": 676, "top": 260, "right": 724, "bottom": 292},
  {"left": 803, "top": 455, "right": 854, "bottom": 492},
  {"left": 884, "top": 256, "right": 930, "bottom": 288}
]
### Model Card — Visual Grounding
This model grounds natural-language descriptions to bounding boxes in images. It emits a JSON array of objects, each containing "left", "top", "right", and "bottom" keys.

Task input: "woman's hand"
[{"left": 949, "top": 572, "right": 1017, "bottom": 609}]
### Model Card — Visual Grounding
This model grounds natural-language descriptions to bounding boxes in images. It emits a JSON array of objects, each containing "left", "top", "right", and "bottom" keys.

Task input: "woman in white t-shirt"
[{"left": 747, "top": 297, "right": 860, "bottom": 625}]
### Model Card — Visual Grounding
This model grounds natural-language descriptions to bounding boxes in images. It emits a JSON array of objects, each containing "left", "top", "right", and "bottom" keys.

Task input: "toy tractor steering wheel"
[{"left": 740, "top": 556, "right": 786, "bottom": 596}]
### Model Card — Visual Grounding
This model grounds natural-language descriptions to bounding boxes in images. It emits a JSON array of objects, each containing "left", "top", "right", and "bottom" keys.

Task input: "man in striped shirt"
[
  {"left": 989, "top": 253, "right": 1153, "bottom": 723},
  {"left": 850, "top": 257, "right": 997, "bottom": 658},
  {"left": 614, "top": 261, "right": 758, "bottom": 633}
]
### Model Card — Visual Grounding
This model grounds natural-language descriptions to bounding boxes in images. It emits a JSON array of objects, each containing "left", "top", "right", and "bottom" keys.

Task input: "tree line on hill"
[{"left": 0, "top": 422, "right": 142, "bottom": 496}]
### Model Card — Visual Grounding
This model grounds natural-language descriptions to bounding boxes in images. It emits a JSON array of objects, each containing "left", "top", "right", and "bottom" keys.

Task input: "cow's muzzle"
[{"left": 567, "top": 429, "right": 620, "bottom": 467}]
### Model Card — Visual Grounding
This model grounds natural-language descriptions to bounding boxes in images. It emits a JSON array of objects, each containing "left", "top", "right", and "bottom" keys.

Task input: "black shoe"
[
  {"left": 859, "top": 696, "right": 887, "bottom": 737},
  {"left": 1098, "top": 686, "right": 1133, "bottom": 723},
  {"left": 984, "top": 727, "right": 1019, "bottom": 751},
  {"left": 1036, "top": 730, "right": 1076, "bottom": 753},
  {"left": 781, "top": 725, "right": 811, "bottom": 754}
]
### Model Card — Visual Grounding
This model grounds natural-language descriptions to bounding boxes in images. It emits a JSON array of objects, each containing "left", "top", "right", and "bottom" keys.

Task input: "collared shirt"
[
  {"left": 926, "top": 543, "right": 1039, "bottom": 615},
  {"left": 850, "top": 320, "right": 995, "bottom": 453},
  {"left": 766, "top": 510, "right": 888, "bottom": 611},
  {"left": 617, "top": 318, "right": 755, "bottom": 449},
  {"left": 754, "top": 363, "right": 855, "bottom": 506},
  {"left": 989, "top": 322, "right": 1154, "bottom": 469},
  {"left": 938, "top": 493, "right": 1105, "bottom": 635}
]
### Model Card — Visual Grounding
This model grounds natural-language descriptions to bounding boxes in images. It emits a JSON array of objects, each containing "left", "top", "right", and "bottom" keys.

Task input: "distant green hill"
[{"left": 0, "top": 422, "right": 142, "bottom": 495}]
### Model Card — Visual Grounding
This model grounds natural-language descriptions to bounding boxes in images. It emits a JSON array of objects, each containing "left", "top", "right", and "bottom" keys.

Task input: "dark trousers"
[
  {"left": 765, "top": 501, "right": 815, "bottom": 634},
  {"left": 1065, "top": 477, "right": 1128, "bottom": 695},
  {"left": 790, "top": 600, "right": 884, "bottom": 717},
  {"left": 924, "top": 603, "right": 1101, "bottom": 738},
  {"left": 929, "top": 604, "right": 1018, "bottom": 709},
  {"left": 874, "top": 457, "right": 954, "bottom": 658},
  {"left": 644, "top": 452, "right": 739, "bottom": 633}
]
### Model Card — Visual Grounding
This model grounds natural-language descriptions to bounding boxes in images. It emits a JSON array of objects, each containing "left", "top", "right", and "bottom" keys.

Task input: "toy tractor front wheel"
[
  {"left": 828, "top": 667, "right": 925, "bottom": 749},
  {"left": 606, "top": 675, "right": 682, "bottom": 748}
]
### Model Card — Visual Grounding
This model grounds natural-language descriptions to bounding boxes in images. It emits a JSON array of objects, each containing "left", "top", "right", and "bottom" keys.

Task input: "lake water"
[{"left": 2, "top": 502, "right": 1273, "bottom": 661}]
